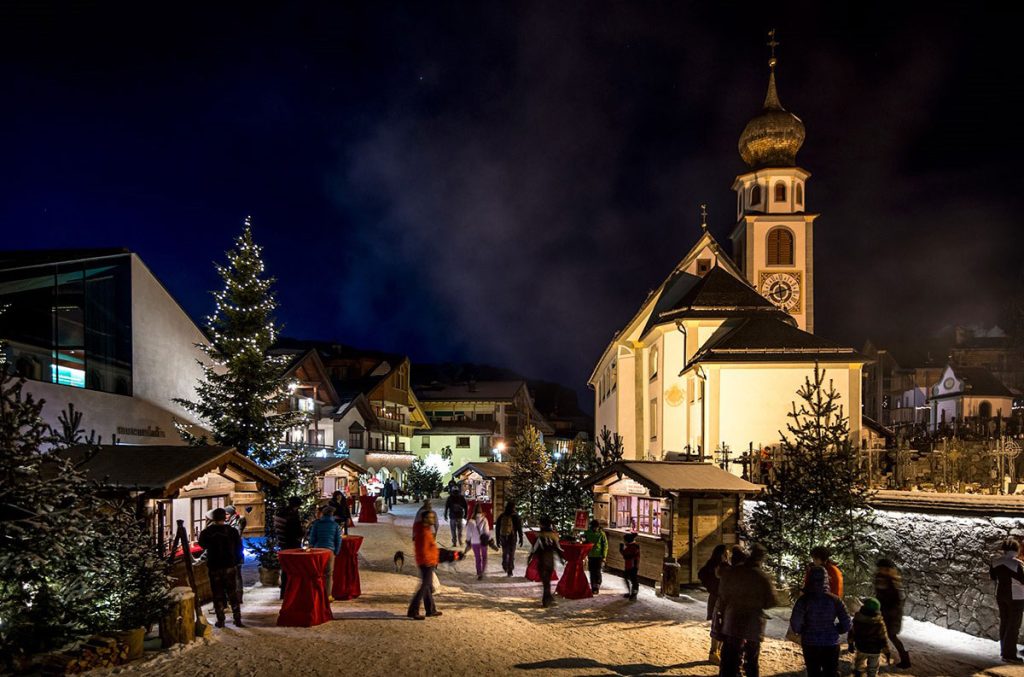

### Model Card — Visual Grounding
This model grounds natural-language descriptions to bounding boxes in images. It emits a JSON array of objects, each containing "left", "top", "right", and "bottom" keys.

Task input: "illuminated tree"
[
  {"left": 745, "top": 364, "right": 876, "bottom": 592},
  {"left": 508, "top": 424, "right": 552, "bottom": 526},
  {"left": 543, "top": 434, "right": 602, "bottom": 535},
  {"left": 174, "top": 218, "right": 307, "bottom": 469}
]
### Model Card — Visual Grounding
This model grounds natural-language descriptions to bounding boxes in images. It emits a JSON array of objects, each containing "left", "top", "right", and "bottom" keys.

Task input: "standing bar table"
[
  {"left": 331, "top": 535, "right": 364, "bottom": 600},
  {"left": 277, "top": 548, "right": 334, "bottom": 627},
  {"left": 357, "top": 495, "right": 378, "bottom": 523},
  {"left": 555, "top": 542, "right": 593, "bottom": 599}
]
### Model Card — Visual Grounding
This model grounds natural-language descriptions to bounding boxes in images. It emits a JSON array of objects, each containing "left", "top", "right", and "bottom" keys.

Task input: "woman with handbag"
[{"left": 465, "top": 503, "right": 491, "bottom": 580}]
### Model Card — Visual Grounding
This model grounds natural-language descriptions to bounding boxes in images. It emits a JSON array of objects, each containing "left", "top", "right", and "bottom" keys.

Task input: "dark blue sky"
[{"left": 2, "top": 2, "right": 1020, "bottom": 404}]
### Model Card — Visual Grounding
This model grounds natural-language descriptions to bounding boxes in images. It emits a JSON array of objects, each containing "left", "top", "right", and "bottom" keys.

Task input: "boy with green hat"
[{"left": 850, "top": 597, "right": 891, "bottom": 677}]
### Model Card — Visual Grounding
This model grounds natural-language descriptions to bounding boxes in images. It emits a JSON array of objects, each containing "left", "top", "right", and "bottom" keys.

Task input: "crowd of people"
[{"left": 199, "top": 484, "right": 1024, "bottom": 671}]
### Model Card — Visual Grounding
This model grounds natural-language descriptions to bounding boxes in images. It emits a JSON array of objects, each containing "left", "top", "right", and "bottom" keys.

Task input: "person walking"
[
  {"left": 223, "top": 505, "right": 247, "bottom": 605},
  {"left": 874, "top": 558, "right": 911, "bottom": 668},
  {"left": 790, "top": 565, "right": 852, "bottom": 677},
  {"left": 582, "top": 519, "right": 608, "bottom": 594},
  {"left": 698, "top": 544, "right": 731, "bottom": 665},
  {"left": 990, "top": 538, "right": 1024, "bottom": 663},
  {"left": 391, "top": 477, "right": 401, "bottom": 504},
  {"left": 444, "top": 487, "right": 468, "bottom": 546},
  {"left": 495, "top": 500, "right": 524, "bottom": 576},
  {"left": 328, "top": 490, "right": 352, "bottom": 536},
  {"left": 717, "top": 543, "right": 778, "bottom": 677},
  {"left": 307, "top": 505, "right": 342, "bottom": 602},
  {"left": 620, "top": 533, "right": 640, "bottom": 600},
  {"left": 273, "top": 496, "right": 304, "bottom": 598},
  {"left": 382, "top": 478, "right": 394, "bottom": 510},
  {"left": 408, "top": 510, "right": 441, "bottom": 620},
  {"left": 465, "top": 503, "right": 491, "bottom": 580},
  {"left": 198, "top": 507, "right": 244, "bottom": 628},
  {"left": 415, "top": 499, "right": 439, "bottom": 538},
  {"left": 527, "top": 516, "right": 565, "bottom": 607},
  {"left": 850, "top": 597, "right": 891, "bottom": 677}
]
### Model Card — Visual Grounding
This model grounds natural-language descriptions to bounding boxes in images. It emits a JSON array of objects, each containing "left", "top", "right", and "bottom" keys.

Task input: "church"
[{"left": 589, "top": 43, "right": 867, "bottom": 471}]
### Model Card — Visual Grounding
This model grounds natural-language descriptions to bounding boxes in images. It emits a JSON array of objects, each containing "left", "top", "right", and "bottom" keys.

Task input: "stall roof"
[
  {"left": 302, "top": 456, "right": 367, "bottom": 476},
  {"left": 56, "top": 445, "right": 280, "bottom": 498},
  {"left": 583, "top": 461, "right": 762, "bottom": 496},
  {"left": 452, "top": 461, "right": 512, "bottom": 479}
]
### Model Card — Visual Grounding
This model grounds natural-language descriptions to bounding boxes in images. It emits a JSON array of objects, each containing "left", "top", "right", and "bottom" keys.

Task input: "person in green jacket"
[{"left": 583, "top": 519, "right": 608, "bottom": 594}]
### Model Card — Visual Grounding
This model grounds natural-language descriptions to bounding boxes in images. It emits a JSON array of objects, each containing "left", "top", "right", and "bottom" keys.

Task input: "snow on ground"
[{"left": 96, "top": 504, "right": 1024, "bottom": 677}]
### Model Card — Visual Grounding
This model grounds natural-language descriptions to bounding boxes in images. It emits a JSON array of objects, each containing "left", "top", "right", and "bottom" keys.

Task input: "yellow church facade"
[{"left": 589, "top": 48, "right": 867, "bottom": 471}]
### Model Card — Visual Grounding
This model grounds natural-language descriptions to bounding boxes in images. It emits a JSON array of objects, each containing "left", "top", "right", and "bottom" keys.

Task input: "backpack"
[{"left": 499, "top": 514, "right": 514, "bottom": 539}]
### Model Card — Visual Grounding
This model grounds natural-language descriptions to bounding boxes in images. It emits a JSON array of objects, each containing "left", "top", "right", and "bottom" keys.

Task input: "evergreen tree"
[
  {"left": 745, "top": 364, "right": 876, "bottom": 593},
  {"left": 174, "top": 218, "right": 307, "bottom": 468},
  {"left": 543, "top": 434, "right": 602, "bottom": 534},
  {"left": 595, "top": 426, "right": 624, "bottom": 465},
  {"left": 406, "top": 458, "right": 443, "bottom": 500},
  {"left": 508, "top": 424, "right": 552, "bottom": 526}
]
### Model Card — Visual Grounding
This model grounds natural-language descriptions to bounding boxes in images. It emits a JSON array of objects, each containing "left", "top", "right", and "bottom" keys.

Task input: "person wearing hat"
[
  {"left": 307, "top": 504, "right": 342, "bottom": 601},
  {"left": 850, "top": 597, "right": 891, "bottom": 677},
  {"left": 582, "top": 519, "right": 608, "bottom": 594},
  {"left": 198, "top": 507, "right": 244, "bottom": 628},
  {"left": 789, "top": 565, "right": 851, "bottom": 677}
]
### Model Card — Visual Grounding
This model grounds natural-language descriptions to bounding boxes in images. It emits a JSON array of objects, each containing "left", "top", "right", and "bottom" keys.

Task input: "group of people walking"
[{"left": 699, "top": 544, "right": 911, "bottom": 677}]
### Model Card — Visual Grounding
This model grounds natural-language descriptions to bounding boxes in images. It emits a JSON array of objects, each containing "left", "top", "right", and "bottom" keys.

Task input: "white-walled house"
[
  {"left": 0, "top": 248, "right": 210, "bottom": 444},
  {"left": 928, "top": 364, "right": 1015, "bottom": 431},
  {"left": 588, "top": 55, "right": 867, "bottom": 472}
]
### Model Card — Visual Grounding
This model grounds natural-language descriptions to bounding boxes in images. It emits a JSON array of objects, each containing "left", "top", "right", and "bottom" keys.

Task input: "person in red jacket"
[
  {"left": 620, "top": 533, "right": 640, "bottom": 600},
  {"left": 408, "top": 511, "right": 441, "bottom": 620},
  {"left": 803, "top": 546, "right": 844, "bottom": 598}
]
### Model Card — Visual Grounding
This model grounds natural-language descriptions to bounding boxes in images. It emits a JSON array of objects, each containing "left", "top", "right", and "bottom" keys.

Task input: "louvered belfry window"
[{"left": 766, "top": 227, "right": 794, "bottom": 266}]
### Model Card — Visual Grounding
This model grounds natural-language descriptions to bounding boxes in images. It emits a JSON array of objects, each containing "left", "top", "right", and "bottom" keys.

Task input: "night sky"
[{"left": 2, "top": 2, "right": 1020, "bottom": 407}]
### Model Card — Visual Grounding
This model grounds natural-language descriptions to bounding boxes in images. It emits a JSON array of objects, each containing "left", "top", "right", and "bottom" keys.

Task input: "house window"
[
  {"left": 421, "top": 436, "right": 430, "bottom": 449},
  {"left": 650, "top": 399, "right": 658, "bottom": 440},
  {"left": 765, "top": 227, "right": 795, "bottom": 266},
  {"left": 475, "top": 412, "right": 494, "bottom": 422},
  {"left": 696, "top": 258, "right": 711, "bottom": 276},
  {"left": 750, "top": 184, "right": 762, "bottom": 206},
  {"left": 795, "top": 182, "right": 803, "bottom": 205},
  {"left": 774, "top": 181, "right": 787, "bottom": 202},
  {"left": 348, "top": 425, "right": 364, "bottom": 449},
  {"left": 611, "top": 361, "right": 617, "bottom": 391},
  {"left": 297, "top": 397, "right": 315, "bottom": 412},
  {"left": 307, "top": 429, "right": 325, "bottom": 446},
  {"left": 190, "top": 496, "right": 226, "bottom": 539},
  {"left": 456, "top": 436, "right": 470, "bottom": 448},
  {"left": 636, "top": 498, "right": 662, "bottom": 535},
  {"left": 649, "top": 346, "right": 659, "bottom": 380},
  {"left": 612, "top": 496, "right": 634, "bottom": 530}
]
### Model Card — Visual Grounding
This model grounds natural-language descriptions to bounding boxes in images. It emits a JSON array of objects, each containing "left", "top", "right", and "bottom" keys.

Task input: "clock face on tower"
[{"left": 759, "top": 271, "right": 802, "bottom": 312}]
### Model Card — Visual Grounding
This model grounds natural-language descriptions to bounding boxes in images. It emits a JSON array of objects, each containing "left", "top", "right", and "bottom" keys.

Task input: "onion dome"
[{"left": 738, "top": 61, "right": 805, "bottom": 169}]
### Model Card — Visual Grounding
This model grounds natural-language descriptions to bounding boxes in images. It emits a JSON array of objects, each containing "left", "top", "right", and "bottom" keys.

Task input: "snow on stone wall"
[{"left": 872, "top": 508, "right": 1022, "bottom": 641}]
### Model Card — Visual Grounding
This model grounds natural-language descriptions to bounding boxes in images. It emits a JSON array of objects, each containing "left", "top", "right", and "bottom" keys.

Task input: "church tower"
[{"left": 730, "top": 31, "right": 817, "bottom": 333}]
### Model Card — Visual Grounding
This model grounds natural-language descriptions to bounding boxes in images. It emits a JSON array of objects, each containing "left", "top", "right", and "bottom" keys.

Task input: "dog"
[
  {"left": 393, "top": 550, "right": 405, "bottom": 573},
  {"left": 437, "top": 547, "right": 464, "bottom": 573}
]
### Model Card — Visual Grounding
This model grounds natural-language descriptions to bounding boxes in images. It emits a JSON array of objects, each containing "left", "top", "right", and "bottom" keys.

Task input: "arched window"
[
  {"left": 774, "top": 181, "right": 787, "bottom": 202},
  {"left": 766, "top": 227, "right": 795, "bottom": 266},
  {"left": 979, "top": 401, "right": 993, "bottom": 419},
  {"left": 649, "top": 346, "right": 659, "bottom": 379},
  {"left": 795, "top": 182, "right": 803, "bottom": 205},
  {"left": 750, "top": 184, "right": 762, "bottom": 206}
]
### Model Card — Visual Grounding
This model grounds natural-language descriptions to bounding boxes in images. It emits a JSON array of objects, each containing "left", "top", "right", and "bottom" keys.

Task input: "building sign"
[
  {"left": 116, "top": 425, "right": 167, "bottom": 438},
  {"left": 574, "top": 509, "right": 589, "bottom": 530}
]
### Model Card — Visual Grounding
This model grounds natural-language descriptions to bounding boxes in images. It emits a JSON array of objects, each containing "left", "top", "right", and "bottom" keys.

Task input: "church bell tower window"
[
  {"left": 774, "top": 181, "right": 787, "bottom": 202},
  {"left": 795, "top": 182, "right": 803, "bottom": 206},
  {"left": 750, "top": 184, "right": 762, "bottom": 206},
  {"left": 766, "top": 227, "right": 794, "bottom": 266}
]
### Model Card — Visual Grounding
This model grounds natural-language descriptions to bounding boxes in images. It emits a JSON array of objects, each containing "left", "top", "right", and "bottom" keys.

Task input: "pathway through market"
[{"left": 102, "top": 503, "right": 1023, "bottom": 677}]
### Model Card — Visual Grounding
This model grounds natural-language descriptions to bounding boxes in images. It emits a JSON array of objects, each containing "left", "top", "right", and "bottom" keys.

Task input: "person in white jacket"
[{"left": 465, "top": 504, "right": 491, "bottom": 580}]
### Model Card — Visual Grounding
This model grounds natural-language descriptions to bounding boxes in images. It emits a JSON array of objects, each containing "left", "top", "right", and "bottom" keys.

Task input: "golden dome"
[{"left": 738, "top": 67, "right": 805, "bottom": 169}]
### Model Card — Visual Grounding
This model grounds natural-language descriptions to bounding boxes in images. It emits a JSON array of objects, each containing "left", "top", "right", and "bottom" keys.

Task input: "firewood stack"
[{"left": 37, "top": 635, "right": 132, "bottom": 674}]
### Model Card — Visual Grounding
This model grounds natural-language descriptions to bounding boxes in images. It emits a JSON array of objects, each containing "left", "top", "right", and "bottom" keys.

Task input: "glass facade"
[{"left": 0, "top": 255, "right": 132, "bottom": 395}]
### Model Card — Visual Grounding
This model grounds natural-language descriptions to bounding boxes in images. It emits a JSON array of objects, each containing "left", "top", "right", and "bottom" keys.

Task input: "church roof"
[
  {"left": 687, "top": 317, "right": 867, "bottom": 366},
  {"left": 946, "top": 366, "right": 1014, "bottom": 398},
  {"left": 642, "top": 265, "right": 788, "bottom": 337}
]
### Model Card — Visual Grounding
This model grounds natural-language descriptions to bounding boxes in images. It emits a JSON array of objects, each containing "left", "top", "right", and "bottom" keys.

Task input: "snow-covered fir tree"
[
  {"left": 174, "top": 219, "right": 307, "bottom": 469},
  {"left": 745, "top": 364, "right": 875, "bottom": 592},
  {"left": 544, "top": 433, "right": 601, "bottom": 535},
  {"left": 508, "top": 424, "right": 552, "bottom": 527}
]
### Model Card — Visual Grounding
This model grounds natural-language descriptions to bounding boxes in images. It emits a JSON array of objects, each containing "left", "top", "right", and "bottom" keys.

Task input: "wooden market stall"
[
  {"left": 304, "top": 456, "right": 367, "bottom": 499},
  {"left": 452, "top": 461, "right": 511, "bottom": 507},
  {"left": 584, "top": 461, "right": 761, "bottom": 587},
  {"left": 57, "top": 445, "right": 280, "bottom": 551}
]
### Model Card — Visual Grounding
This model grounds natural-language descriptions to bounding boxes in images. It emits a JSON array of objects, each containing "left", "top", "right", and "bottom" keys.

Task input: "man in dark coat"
[
  {"left": 990, "top": 538, "right": 1024, "bottom": 663},
  {"left": 717, "top": 543, "right": 779, "bottom": 677},
  {"left": 874, "top": 558, "right": 910, "bottom": 668},
  {"left": 444, "top": 487, "right": 468, "bottom": 547},
  {"left": 198, "top": 507, "right": 244, "bottom": 628},
  {"left": 273, "top": 496, "right": 304, "bottom": 598},
  {"left": 494, "top": 500, "right": 524, "bottom": 576}
]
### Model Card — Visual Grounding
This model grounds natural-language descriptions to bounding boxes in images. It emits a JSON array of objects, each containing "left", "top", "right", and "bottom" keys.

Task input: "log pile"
[{"left": 36, "top": 635, "right": 132, "bottom": 674}]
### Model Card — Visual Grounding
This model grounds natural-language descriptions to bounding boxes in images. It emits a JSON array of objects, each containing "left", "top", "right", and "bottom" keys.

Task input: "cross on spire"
[
  {"left": 767, "top": 29, "right": 779, "bottom": 70},
  {"left": 700, "top": 203, "right": 708, "bottom": 231}
]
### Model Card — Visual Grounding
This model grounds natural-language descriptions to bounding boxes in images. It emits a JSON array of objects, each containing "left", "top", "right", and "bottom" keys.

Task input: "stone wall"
[{"left": 870, "top": 509, "right": 1022, "bottom": 640}]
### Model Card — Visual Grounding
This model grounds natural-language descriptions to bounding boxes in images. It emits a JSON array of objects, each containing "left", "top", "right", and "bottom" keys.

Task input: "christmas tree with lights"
[
  {"left": 175, "top": 218, "right": 307, "bottom": 468},
  {"left": 508, "top": 424, "right": 552, "bottom": 527}
]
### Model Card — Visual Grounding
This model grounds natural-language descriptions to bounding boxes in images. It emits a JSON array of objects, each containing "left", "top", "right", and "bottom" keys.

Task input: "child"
[
  {"left": 620, "top": 533, "right": 640, "bottom": 600},
  {"left": 850, "top": 597, "right": 891, "bottom": 677},
  {"left": 527, "top": 516, "right": 565, "bottom": 607}
]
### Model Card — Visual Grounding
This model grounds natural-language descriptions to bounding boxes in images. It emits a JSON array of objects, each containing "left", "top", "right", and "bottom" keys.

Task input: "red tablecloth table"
[
  {"left": 555, "top": 542, "right": 594, "bottom": 599},
  {"left": 277, "top": 548, "right": 334, "bottom": 627},
  {"left": 524, "top": 531, "right": 558, "bottom": 582},
  {"left": 331, "top": 536, "right": 363, "bottom": 600},
  {"left": 357, "top": 495, "right": 377, "bottom": 523}
]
